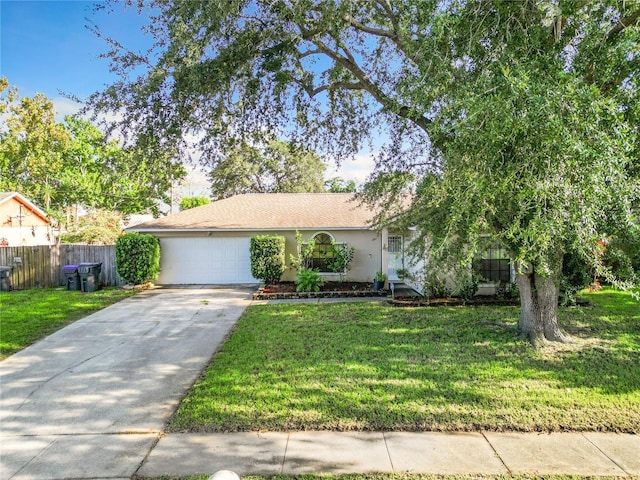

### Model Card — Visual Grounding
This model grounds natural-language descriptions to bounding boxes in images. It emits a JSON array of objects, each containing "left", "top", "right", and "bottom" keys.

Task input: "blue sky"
[
  {"left": 0, "top": 0, "right": 375, "bottom": 186},
  {"left": 1, "top": 0, "right": 151, "bottom": 112}
]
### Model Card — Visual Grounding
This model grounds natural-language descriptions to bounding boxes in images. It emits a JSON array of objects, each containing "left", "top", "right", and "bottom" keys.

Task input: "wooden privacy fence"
[{"left": 0, "top": 245, "right": 125, "bottom": 290}]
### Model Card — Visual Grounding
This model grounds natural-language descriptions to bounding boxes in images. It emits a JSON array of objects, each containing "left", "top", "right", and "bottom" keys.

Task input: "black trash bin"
[
  {"left": 78, "top": 262, "right": 102, "bottom": 293},
  {"left": 0, "top": 266, "right": 12, "bottom": 291},
  {"left": 63, "top": 264, "right": 81, "bottom": 291}
]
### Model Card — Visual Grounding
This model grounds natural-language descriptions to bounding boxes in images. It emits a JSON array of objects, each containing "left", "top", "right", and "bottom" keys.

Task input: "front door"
[{"left": 388, "top": 235, "right": 403, "bottom": 280}]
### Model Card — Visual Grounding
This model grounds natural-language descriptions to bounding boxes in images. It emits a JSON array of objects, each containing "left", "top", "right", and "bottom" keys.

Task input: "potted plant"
[
  {"left": 396, "top": 268, "right": 409, "bottom": 280},
  {"left": 373, "top": 271, "right": 386, "bottom": 291}
]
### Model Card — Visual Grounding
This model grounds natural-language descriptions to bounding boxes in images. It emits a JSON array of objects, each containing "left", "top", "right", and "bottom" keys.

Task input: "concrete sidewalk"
[{"left": 139, "top": 430, "right": 640, "bottom": 477}]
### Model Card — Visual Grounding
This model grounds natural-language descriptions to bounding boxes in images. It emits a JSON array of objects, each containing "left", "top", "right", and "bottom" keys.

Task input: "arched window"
[{"left": 310, "top": 232, "right": 335, "bottom": 273}]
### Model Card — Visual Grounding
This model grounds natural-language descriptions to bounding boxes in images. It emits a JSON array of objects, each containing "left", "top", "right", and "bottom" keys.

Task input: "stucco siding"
[{"left": 150, "top": 229, "right": 383, "bottom": 284}]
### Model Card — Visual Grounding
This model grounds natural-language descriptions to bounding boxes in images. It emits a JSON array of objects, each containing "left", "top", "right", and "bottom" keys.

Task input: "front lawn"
[
  {"left": 169, "top": 288, "right": 640, "bottom": 433},
  {"left": 0, "top": 287, "right": 136, "bottom": 360}
]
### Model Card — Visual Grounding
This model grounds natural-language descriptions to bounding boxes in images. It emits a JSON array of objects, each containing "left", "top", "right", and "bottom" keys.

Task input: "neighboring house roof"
[
  {"left": 0, "top": 192, "right": 50, "bottom": 224},
  {"left": 130, "top": 193, "right": 378, "bottom": 231}
]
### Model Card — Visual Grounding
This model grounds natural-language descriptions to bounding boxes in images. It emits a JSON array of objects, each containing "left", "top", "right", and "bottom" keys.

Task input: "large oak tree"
[{"left": 87, "top": 1, "right": 639, "bottom": 345}]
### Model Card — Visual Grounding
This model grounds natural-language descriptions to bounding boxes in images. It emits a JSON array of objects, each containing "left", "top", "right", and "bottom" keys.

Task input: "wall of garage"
[{"left": 151, "top": 229, "right": 385, "bottom": 285}]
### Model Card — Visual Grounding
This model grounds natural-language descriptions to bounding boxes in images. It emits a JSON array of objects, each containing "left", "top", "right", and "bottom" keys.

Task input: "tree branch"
[
  {"left": 299, "top": 49, "right": 323, "bottom": 58},
  {"left": 342, "top": 14, "right": 397, "bottom": 40},
  {"left": 607, "top": 9, "right": 640, "bottom": 40},
  {"left": 309, "top": 81, "right": 364, "bottom": 97},
  {"left": 312, "top": 37, "right": 432, "bottom": 134},
  {"left": 342, "top": 4, "right": 421, "bottom": 65}
]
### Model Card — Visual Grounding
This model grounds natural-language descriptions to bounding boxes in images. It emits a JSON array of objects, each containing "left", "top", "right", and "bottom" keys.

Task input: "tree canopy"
[
  {"left": 179, "top": 196, "right": 210, "bottom": 210},
  {"left": 87, "top": 1, "right": 640, "bottom": 345},
  {"left": 325, "top": 177, "right": 357, "bottom": 193},
  {"left": 1, "top": 79, "right": 186, "bottom": 224},
  {"left": 208, "top": 138, "right": 326, "bottom": 199}
]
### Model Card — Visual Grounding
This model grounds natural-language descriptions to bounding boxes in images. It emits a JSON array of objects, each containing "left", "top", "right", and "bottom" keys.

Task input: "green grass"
[
  {"left": 169, "top": 288, "right": 640, "bottom": 433},
  {"left": 0, "top": 287, "right": 136, "bottom": 360}
]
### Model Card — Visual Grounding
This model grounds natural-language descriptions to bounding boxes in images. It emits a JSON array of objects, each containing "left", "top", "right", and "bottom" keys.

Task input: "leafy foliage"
[
  {"left": 115, "top": 232, "right": 160, "bottom": 285},
  {"left": 0, "top": 80, "right": 69, "bottom": 213},
  {"left": 0, "top": 79, "right": 186, "bottom": 223},
  {"left": 612, "top": 224, "right": 640, "bottom": 274},
  {"left": 250, "top": 235, "right": 286, "bottom": 284},
  {"left": 295, "top": 267, "right": 324, "bottom": 292},
  {"left": 455, "top": 273, "right": 480, "bottom": 302},
  {"left": 326, "top": 241, "right": 355, "bottom": 282},
  {"left": 424, "top": 274, "right": 452, "bottom": 300},
  {"left": 60, "top": 209, "right": 124, "bottom": 245},
  {"left": 179, "top": 196, "right": 210, "bottom": 211},
  {"left": 603, "top": 245, "right": 637, "bottom": 284},
  {"left": 87, "top": 2, "right": 640, "bottom": 343},
  {"left": 325, "top": 177, "right": 357, "bottom": 193},
  {"left": 562, "top": 249, "right": 594, "bottom": 293},
  {"left": 289, "top": 231, "right": 315, "bottom": 271},
  {"left": 208, "top": 139, "right": 326, "bottom": 200},
  {"left": 495, "top": 281, "right": 520, "bottom": 302}
]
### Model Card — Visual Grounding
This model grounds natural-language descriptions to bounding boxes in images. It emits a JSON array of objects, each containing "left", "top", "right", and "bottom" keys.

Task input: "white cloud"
[
  {"left": 176, "top": 165, "right": 210, "bottom": 197},
  {"left": 51, "top": 96, "right": 83, "bottom": 120},
  {"left": 327, "top": 153, "right": 376, "bottom": 186}
]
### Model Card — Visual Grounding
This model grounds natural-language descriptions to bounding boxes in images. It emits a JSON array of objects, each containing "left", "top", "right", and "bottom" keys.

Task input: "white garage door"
[{"left": 157, "top": 237, "right": 259, "bottom": 284}]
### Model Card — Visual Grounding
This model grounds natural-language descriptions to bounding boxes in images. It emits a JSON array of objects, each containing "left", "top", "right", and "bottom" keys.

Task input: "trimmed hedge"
[
  {"left": 115, "top": 233, "right": 161, "bottom": 285},
  {"left": 250, "top": 235, "right": 285, "bottom": 284}
]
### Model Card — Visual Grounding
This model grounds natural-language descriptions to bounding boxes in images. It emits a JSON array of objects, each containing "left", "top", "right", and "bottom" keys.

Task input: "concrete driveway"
[{"left": 0, "top": 286, "right": 255, "bottom": 480}]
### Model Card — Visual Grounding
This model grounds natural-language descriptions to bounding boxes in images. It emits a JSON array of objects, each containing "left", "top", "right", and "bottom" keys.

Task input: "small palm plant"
[{"left": 296, "top": 267, "right": 324, "bottom": 292}]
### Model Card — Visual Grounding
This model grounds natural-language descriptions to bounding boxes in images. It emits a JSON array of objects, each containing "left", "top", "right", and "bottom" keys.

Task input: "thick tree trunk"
[{"left": 516, "top": 260, "right": 571, "bottom": 347}]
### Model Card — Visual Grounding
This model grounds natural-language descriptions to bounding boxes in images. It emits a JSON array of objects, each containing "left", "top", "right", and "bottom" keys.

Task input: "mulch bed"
[
  {"left": 389, "top": 296, "right": 520, "bottom": 307},
  {"left": 253, "top": 281, "right": 387, "bottom": 300},
  {"left": 253, "top": 282, "right": 587, "bottom": 307}
]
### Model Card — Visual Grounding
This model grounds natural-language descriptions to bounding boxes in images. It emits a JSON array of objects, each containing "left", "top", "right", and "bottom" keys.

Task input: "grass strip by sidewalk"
[
  {"left": 0, "top": 287, "right": 135, "bottom": 360},
  {"left": 169, "top": 288, "right": 639, "bottom": 433}
]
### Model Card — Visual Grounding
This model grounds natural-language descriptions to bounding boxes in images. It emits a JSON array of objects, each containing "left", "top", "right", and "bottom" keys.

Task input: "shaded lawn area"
[
  {"left": 169, "top": 288, "right": 640, "bottom": 433},
  {"left": 0, "top": 287, "right": 135, "bottom": 360}
]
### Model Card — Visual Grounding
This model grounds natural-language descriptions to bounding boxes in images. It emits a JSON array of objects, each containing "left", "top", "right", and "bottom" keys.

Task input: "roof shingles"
[{"left": 132, "top": 193, "right": 377, "bottom": 231}]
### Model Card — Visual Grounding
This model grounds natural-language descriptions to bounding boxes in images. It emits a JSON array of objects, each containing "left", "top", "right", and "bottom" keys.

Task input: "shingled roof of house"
[{"left": 131, "top": 193, "right": 379, "bottom": 231}]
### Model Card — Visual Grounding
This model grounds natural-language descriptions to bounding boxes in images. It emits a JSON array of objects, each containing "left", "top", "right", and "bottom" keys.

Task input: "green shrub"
[
  {"left": 326, "top": 241, "right": 355, "bottom": 281},
  {"left": 495, "top": 280, "right": 519, "bottom": 300},
  {"left": 289, "top": 231, "right": 315, "bottom": 270},
  {"left": 60, "top": 208, "right": 124, "bottom": 245},
  {"left": 250, "top": 235, "right": 285, "bottom": 284},
  {"left": 561, "top": 249, "right": 593, "bottom": 305},
  {"left": 424, "top": 273, "right": 451, "bottom": 299},
  {"left": 603, "top": 246, "right": 636, "bottom": 283},
  {"left": 296, "top": 267, "right": 324, "bottom": 292},
  {"left": 456, "top": 273, "right": 480, "bottom": 301},
  {"left": 115, "top": 233, "right": 160, "bottom": 285}
]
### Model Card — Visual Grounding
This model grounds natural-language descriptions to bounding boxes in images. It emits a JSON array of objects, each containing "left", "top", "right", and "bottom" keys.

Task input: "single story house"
[
  {"left": 128, "top": 193, "right": 418, "bottom": 286},
  {"left": 0, "top": 192, "right": 54, "bottom": 246}
]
